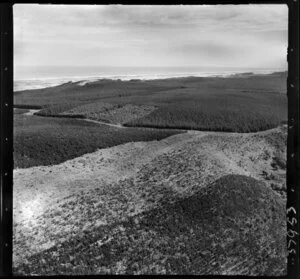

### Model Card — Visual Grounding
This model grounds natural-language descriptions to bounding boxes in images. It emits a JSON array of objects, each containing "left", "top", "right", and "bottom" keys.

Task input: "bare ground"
[{"left": 13, "top": 125, "right": 287, "bottom": 275}]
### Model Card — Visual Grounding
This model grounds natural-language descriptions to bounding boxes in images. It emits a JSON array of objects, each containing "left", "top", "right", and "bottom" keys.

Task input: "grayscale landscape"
[{"left": 13, "top": 4, "right": 288, "bottom": 276}]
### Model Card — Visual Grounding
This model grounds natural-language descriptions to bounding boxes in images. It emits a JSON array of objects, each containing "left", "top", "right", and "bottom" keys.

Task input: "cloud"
[
  {"left": 13, "top": 4, "right": 288, "bottom": 71},
  {"left": 14, "top": 4, "right": 287, "bottom": 32}
]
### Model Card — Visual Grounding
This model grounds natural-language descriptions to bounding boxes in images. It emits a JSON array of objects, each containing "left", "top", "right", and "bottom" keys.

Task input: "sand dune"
[{"left": 13, "top": 125, "right": 287, "bottom": 275}]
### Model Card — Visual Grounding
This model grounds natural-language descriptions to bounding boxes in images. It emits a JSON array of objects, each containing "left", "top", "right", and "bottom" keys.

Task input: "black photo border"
[{"left": 0, "top": 0, "right": 299, "bottom": 278}]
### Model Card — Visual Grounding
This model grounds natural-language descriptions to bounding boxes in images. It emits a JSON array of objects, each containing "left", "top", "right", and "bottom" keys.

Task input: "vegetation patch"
[
  {"left": 14, "top": 113, "right": 183, "bottom": 168},
  {"left": 13, "top": 175, "right": 286, "bottom": 276},
  {"left": 14, "top": 104, "right": 43, "bottom": 109},
  {"left": 62, "top": 102, "right": 157, "bottom": 124},
  {"left": 13, "top": 73, "right": 287, "bottom": 275},
  {"left": 125, "top": 100, "right": 285, "bottom": 133},
  {"left": 35, "top": 103, "right": 81, "bottom": 117},
  {"left": 14, "top": 74, "right": 287, "bottom": 133}
]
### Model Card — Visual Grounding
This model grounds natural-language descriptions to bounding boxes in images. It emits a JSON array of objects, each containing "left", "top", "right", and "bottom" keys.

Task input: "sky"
[{"left": 14, "top": 4, "right": 288, "bottom": 78}]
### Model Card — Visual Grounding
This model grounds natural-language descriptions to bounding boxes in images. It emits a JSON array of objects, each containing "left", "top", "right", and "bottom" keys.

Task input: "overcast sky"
[{"left": 14, "top": 4, "right": 288, "bottom": 72}]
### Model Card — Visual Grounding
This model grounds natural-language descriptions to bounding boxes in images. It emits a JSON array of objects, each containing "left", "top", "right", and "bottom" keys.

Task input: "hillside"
[
  {"left": 13, "top": 125, "right": 287, "bottom": 275},
  {"left": 13, "top": 112, "right": 183, "bottom": 168}
]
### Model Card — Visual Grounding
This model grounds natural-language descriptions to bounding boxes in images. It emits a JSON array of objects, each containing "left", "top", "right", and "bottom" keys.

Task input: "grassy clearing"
[
  {"left": 62, "top": 102, "right": 157, "bottom": 124},
  {"left": 13, "top": 175, "right": 286, "bottom": 275},
  {"left": 14, "top": 113, "right": 183, "bottom": 168}
]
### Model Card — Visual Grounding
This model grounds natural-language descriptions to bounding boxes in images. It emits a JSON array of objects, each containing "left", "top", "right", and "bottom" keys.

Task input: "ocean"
[{"left": 14, "top": 66, "right": 286, "bottom": 92}]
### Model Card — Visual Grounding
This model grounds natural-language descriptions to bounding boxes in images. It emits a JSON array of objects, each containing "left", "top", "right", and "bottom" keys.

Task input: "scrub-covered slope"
[{"left": 13, "top": 125, "right": 287, "bottom": 275}]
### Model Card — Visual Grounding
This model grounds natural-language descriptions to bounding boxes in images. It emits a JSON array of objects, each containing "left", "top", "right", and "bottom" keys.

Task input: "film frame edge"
[{"left": 0, "top": 0, "right": 299, "bottom": 277}]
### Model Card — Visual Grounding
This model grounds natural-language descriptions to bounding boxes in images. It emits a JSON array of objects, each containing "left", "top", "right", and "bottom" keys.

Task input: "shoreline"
[{"left": 14, "top": 70, "right": 287, "bottom": 92}]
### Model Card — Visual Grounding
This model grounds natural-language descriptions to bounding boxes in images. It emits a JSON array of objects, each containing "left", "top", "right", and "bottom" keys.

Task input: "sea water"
[{"left": 14, "top": 66, "right": 286, "bottom": 92}]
